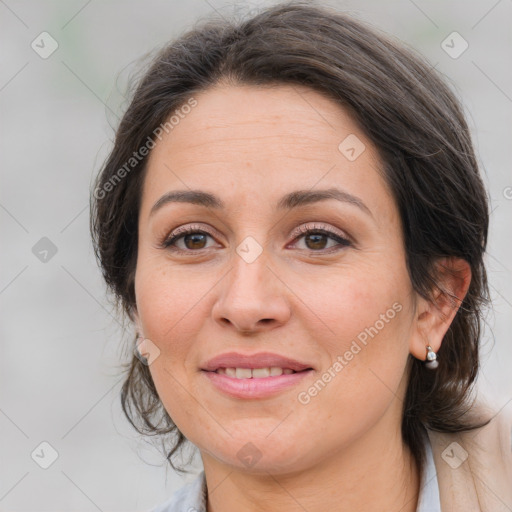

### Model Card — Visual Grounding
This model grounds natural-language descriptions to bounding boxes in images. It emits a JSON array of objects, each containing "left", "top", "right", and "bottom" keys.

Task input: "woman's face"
[{"left": 134, "top": 84, "right": 421, "bottom": 474}]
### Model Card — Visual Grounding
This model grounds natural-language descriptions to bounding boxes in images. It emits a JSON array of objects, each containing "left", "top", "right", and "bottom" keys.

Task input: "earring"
[{"left": 425, "top": 345, "right": 438, "bottom": 369}]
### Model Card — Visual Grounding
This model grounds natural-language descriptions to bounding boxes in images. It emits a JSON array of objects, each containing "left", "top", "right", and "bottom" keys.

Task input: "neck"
[{"left": 201, "top": 417, "right": 420, "bottom": 512}]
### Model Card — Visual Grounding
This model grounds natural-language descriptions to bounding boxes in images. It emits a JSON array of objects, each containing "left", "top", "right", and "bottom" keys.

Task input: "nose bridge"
[
  {"left": 212, "top": 241, "right": 291, "bottom": 332},
  {"left": 230, "top": 243, "right": 271, "bottom": 298}
]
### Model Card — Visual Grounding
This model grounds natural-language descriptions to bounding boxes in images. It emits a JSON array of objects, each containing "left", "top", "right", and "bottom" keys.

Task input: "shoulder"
[
  {"left": 427, "top": 396, "right": 512, "bottom": 512},
  {"left": 150, "top": 471, "right": 207, "bottom": 512}
]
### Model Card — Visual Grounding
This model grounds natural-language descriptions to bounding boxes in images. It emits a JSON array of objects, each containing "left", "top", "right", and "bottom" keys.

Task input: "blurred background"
[{"left": 1, "top": 0, "right": 511, "bottom": 510}]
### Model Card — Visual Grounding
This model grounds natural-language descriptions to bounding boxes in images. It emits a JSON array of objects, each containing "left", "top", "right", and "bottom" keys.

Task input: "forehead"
[
  {"left": 149, "top": 84, "right": 364, "bottom": 164},
  {"left": 141, "top": 84, "right": 396, "bottom": 222}
]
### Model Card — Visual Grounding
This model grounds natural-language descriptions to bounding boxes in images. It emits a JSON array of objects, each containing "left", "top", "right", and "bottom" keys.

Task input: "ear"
[{"left": 409, "top": 257, "right": 472, "bottom": 361}]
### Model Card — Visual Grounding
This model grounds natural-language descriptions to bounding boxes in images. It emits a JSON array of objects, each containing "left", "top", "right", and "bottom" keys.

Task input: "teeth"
[
  {"left": 225, "top": 367, "right": 236, "bottom": 378},
  {"left": 235, "top": 368, "right": 252, "bottom": 379},
  {"left": 215, "top": 367, "right": 297, "bottom": 378},
  {"left": 252, "top": 367, "right": 270, "bottom": 378}
]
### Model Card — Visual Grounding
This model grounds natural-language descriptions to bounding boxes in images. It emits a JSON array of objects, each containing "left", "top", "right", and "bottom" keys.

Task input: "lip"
[
  {"left": 200, "top": 351, "right": 314, "bottom": 399},
  {"left": 201, "top": 368, "right": 314, "bottom": 399},
  {"left": 201, "top": 351, "right": 313, "bottom": 372}
]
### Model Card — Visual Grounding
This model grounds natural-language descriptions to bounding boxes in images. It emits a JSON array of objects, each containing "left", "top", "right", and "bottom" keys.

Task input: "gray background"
[{"left": 1, "top": 0, "right": 511, "bottom": 510}]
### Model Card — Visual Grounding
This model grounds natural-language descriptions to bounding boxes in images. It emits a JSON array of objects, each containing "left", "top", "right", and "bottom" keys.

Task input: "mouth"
[{"left": 200, "top": 352, "right": 314, "bottom": 399}]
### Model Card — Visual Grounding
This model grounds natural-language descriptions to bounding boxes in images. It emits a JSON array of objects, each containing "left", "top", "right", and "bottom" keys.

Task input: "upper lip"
[{"left": 201, "top": 352, "right": 313, "bottom": 372}]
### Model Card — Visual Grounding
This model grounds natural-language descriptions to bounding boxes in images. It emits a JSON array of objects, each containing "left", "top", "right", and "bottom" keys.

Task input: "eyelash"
[{"left": 160, "top": 223, "right": 352, "bottom": 255}]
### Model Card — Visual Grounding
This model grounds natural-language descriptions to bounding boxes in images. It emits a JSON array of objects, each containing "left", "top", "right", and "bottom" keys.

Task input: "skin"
[{"left": 133, "top": 83, "right": 471, "bottom": 512}]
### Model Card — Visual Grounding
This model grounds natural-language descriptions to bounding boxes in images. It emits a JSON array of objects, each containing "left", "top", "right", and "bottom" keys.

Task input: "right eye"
[{"left": 161, "top": 226, "right": 218, "bottom": 253}]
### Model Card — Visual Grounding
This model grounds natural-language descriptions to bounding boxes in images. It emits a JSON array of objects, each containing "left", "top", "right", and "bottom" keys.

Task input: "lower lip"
[{"left": 201, "top": 370, "right": 313, "bottom": 399}]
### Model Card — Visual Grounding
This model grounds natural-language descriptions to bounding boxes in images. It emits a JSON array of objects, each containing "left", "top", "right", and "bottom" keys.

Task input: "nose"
[{"left": 211, "top": 251, "right": 291, "bottom": 334}]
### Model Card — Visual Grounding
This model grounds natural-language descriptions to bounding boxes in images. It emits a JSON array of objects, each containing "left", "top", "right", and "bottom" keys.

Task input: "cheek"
[
  {"left": 134, "top": 261, "right": 210, "bottom": 432},
  {"left": 134, "top": 257, "right": 208, "bottom": 343},
  {"left": 295, "top": 262, "right": 414, "bottom": 408},
  {"left": 134, "top": 256, "right": 221, "bottom": 395},
  {"left": 297, "top": 262, "right": 412, "bottom": 351}
]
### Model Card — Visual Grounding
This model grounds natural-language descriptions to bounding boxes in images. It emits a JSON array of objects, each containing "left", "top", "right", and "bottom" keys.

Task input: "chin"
[{"left": 200, "top": 431, "right": 317, "bottom": 475}]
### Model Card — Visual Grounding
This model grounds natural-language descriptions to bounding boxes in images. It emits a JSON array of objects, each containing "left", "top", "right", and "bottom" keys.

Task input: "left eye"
[{"left": 290, "top": 228, "right": 351, "bottom": 252}]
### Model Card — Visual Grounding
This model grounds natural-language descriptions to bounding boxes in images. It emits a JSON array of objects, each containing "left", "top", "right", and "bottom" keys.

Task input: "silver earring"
[{"left": 425, "top": 345, "right": 438, "bottom": 369}]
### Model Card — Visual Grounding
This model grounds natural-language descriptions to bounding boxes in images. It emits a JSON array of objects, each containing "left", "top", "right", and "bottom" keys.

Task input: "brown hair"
[{"left": 90, "top": 0, "right": 491, "bottom": 478}]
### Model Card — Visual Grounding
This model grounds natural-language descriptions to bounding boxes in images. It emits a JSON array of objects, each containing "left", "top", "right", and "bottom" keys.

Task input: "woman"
[{"left": 90, "top": 2, "right": 512, "bottom": 511}]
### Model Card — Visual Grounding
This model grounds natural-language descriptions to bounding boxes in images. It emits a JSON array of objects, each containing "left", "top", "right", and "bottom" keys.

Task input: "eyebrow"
[{"left": 149, "top": 187, "right": 372, "bottom": 217}]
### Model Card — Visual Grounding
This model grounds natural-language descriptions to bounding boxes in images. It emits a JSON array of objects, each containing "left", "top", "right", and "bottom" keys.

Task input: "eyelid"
[
  {"left": 289, "top": 222, "right": 351, "bottom": 243},
  {"left": 167, "top": 223, "right": 215, "bottom": 239}
]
